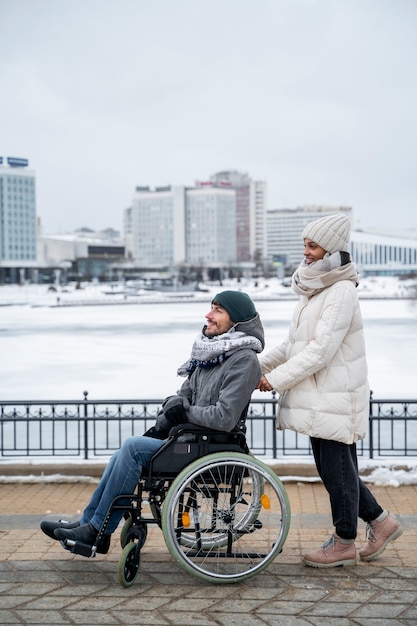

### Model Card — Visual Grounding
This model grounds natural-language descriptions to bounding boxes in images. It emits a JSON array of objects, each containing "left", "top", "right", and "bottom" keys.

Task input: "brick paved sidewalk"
[
  {"left": 0, "top": 481, "right": 416, "bottom": 624},
  {"left": 1, "top": 481, "right": 416, "bottom": 565}
]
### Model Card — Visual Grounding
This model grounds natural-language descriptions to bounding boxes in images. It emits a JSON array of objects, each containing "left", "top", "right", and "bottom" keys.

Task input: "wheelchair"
[{"left": 69, "top": 424, "right": 291, "bottom": 586}]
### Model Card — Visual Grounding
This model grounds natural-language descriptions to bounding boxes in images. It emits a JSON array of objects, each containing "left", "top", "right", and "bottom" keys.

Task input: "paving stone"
[
  {"left": 15, "top": 609, "right": 72, "bottom": 624},
  {"left": 303, "top": 601, "right": 364, "bottom": 616},
  {"left": 162, "top": 611, "right": 220, "bottom": 626},
  {"left": 62, "top": 610, "right": 121, "bottom": 625},
  {"left": 0, "top": 609, "right": 24, "bottom": 625},
  {"left": 206, "top": 613, "right": 272, "bottom": 626},
  {"left": 0, "top": 595, "right": 36, "bottom": 609},
  {"left": 351, "top": 603, "right": 411, "bottom": 618}
]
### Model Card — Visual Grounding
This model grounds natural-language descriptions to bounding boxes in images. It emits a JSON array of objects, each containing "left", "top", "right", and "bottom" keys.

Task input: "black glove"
[{"left": 162, "top": 395, "right": 188, "bottom": 427}]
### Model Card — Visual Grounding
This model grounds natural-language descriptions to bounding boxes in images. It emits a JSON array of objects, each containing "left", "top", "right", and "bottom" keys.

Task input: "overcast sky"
[{"left": 1, "top": 0, "right": 416, "bottom": 235}]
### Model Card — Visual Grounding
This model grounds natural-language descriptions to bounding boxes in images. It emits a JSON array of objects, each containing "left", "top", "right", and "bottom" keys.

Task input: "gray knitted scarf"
[
  {"left": 177, "top": 328, "right": 263, "bottom": 377},
  {"left": 292, "top": 252, "right": 359, "bottom": 297}
]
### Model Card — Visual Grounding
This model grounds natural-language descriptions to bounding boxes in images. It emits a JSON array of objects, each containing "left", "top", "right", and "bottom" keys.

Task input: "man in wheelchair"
[{"left": 41, "top": 290, "right": 265, "bottom": 556}]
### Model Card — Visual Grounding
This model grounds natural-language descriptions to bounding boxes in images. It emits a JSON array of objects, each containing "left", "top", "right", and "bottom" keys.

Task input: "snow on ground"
[
  {"left": 0, "top": 275, "right": 416, "bottom": 307},
  {"left": 1, "top": 457, "right": 417, "bottom": 486}
]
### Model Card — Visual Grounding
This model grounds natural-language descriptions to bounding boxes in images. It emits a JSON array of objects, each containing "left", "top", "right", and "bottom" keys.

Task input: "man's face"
[{"left": 205, "top": 302, "right": 234, "bottom": 337}]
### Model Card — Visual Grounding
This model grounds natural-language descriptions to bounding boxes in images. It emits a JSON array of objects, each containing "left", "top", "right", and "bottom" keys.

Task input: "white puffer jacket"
[{"left": 259, "top": 279, "right": 369, "bottom": 444}]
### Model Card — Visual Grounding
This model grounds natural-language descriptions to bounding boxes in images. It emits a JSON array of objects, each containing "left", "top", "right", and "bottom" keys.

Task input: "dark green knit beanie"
[{"left": 212, "top": 290, "right": 257, "bottom": 323}]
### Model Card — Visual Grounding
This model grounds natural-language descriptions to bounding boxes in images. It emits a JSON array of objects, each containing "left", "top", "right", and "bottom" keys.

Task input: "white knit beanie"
[{"left": 302, "top": 214, "right": 351, "bottom": 254}]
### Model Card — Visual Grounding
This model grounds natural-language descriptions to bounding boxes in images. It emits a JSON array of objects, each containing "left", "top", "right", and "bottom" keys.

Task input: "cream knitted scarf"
[{"left": 291, "top": 252, "right": 359, "bottom": 297}]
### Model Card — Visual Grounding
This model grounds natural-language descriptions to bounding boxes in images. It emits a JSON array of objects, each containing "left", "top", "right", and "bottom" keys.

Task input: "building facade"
[
  {"left": 0, "top": 157, "right": 37, "bottom": 283},
  {"left": 350, "top": 230, "right": 417, "bottom": 276},
  {"left": 38, "top": 230, "right": 125, "bottom": 283},
  {"left": 128, "top": 186, "right": 186, "bottom": 266},
  {"left": 126, "top": 183, "right": 236, "bottom": 267},
  {"left": 208, "top": 171, "right": 267, "bottom": 264},
  {"left": 126, "top": 171, "right": 265, "bottom": 270},
  {"left": 186, "top": 186, "right": 236, "bottom": 265}
]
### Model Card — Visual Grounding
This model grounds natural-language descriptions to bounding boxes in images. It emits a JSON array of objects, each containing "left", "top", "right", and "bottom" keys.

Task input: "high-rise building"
[
  {"left": 128, "top": 186, "right": 186, "bottom": 266},
  {"left": 0, "top": 157, "right": 37, "bottom": 282},
  {"left": 126, "top": 183, "right": 236, "bottom": 267},
  {"left": 266, "top": 206, "right": 353, "bottom": 270},
  {"left": 126, "top": 171, "right": 264, "bottom": 269},
  {"left": 186, "top": 186, "right": 236, "bottom": 265},
  {"left": 208, "top": 171, "right": 267, "bottom": 264}
]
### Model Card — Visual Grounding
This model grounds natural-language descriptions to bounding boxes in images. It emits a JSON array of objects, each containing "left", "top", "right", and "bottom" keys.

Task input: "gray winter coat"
[{"left": 163, "top": 313, "right": 264, "bottom": 433}]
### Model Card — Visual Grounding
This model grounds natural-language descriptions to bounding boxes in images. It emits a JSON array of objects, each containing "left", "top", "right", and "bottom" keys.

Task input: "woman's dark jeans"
[{"left": 310, "top": 437, "right": 383, "bottom": 540}]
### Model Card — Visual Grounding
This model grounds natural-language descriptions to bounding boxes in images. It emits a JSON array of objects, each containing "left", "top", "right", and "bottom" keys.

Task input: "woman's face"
[{"left": 303, "top": 238, "right": 327, "bottom": 265}]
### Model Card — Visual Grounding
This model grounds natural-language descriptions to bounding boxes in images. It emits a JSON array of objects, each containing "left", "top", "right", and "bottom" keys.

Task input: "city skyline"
[{"left": 1, "top": 0, "right": 416, "bottom": 235}]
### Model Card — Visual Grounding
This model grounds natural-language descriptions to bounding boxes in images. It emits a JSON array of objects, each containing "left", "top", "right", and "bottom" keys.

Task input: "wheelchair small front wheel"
[
  {"left": 117, "top": 541, "right": 141, "bottom": 587},
  {"left": 120, "top": 517, "right": 148, "bottom": 550}
]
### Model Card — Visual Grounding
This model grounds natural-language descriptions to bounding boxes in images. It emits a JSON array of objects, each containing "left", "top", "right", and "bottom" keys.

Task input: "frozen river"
[{"left": 1, "top": 295, "right": 417, "bottom": 401}]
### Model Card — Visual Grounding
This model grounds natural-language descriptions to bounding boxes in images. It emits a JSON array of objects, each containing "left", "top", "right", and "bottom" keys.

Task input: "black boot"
[
  {"left": 40, "top": 519, "right": 80, "bottom": 540},
  {"left": 54, "top": 522, "right": 111, "bottom": 554}
]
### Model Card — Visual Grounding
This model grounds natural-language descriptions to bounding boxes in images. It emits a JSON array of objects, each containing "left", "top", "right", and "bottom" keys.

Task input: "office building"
[
  {"left": 128, "top": 186, "right": 186, "bottom": 266},
  {"left": 38, "top": 229, "right": 125, "bottom": 283},
  {"left": 0, "top": 157, "right": 37, "bottom": 283},
  {"left": 186, "top": 186, "right": 236, "bottom": 265},
  {"left": 208, "top": 171, "right": 267, "bottom": 264},
  {"left": 126, "top": 183, "right": 236, "bottom": 267},
  {"left": 350, "top": 230, "right": 417, "bottom": 276}
]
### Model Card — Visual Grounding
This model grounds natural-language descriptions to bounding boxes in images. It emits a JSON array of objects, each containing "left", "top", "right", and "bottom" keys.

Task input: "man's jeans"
[
  {"left": 310, "top": 437, "right": 383, "bottom": 540},
  {"left": 80, "top": 436, "right": 165, "bottom": 534}
]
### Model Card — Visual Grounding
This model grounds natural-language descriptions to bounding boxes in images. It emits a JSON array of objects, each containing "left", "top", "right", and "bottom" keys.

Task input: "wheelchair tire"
[
  {"left": 120, "top": 516, "right": 148, "bottom": 549},
  {"left": 120, "top": 515, "right": 133, "bottom": 548},
  {"left": 117, "top": 541, "right": 141, "bottom": 587},
  {"left": 161, "top": 452, "right": 291, "bottom": 583}
]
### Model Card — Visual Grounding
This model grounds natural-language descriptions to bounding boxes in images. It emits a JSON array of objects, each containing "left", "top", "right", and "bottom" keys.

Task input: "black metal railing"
[{"left": 1, "top": 391, "right": 416, "bottom": 460}]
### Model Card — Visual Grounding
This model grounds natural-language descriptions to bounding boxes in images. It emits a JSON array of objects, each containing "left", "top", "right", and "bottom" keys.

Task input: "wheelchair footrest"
[{"left": 60, "top": 539, "right": 97, "bottom": 558}]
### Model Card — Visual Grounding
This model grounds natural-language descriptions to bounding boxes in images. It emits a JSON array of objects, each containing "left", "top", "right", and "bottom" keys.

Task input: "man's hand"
[
  {"left": 162, "top": 395, "right": 188, "bottom": 426},
  {"left": 257, "top": 375, "right": 273, "bottom": 392}
]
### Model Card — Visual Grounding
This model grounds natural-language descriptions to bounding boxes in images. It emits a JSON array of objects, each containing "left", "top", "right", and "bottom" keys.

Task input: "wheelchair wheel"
[
  {"left": 120, "top": 515, "right": 133, "bottom": 547},
  {"left": 117, "top": 541, "right": 141, "bottom": 587},
  {"left": 161, "top": 452, "right": 291, "bottom": 583},
  {"left": 120, "top": 516, "right": 148, "bottom": 549}
]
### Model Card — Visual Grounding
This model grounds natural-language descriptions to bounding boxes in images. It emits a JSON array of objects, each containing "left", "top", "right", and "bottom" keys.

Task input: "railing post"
[
  {"left": 83, "top": 391, "right": 89, "bottom": 460},
  {"left": 271, "top": 391, "right": 277, "bottom": 459},
  {"left": 369, "top": 390, "right": 374, "bottom": 459}
]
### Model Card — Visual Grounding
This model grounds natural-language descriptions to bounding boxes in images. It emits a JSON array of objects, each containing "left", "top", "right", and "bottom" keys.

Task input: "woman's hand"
[{"left": 257, "top": 375, "right": 273, "bottom": 392}]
